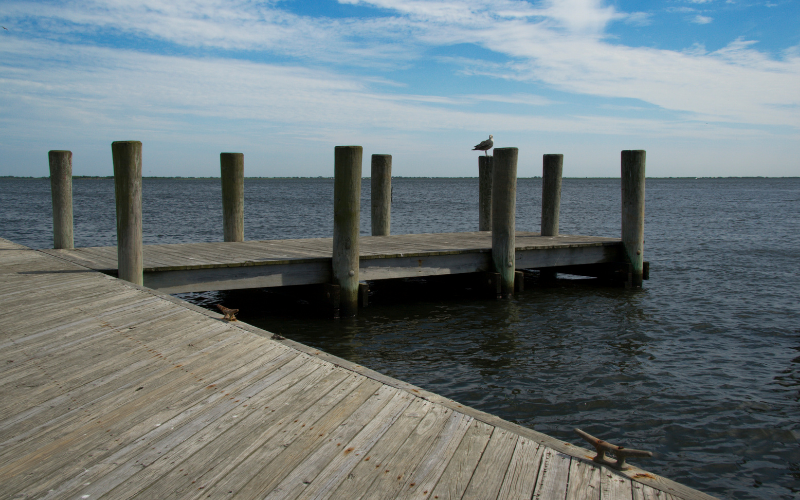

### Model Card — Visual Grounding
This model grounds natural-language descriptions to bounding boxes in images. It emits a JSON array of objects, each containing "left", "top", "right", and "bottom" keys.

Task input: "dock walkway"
[
  {"left": 0, "top": 237, "right": 713, "bottom": 499},
  {"left": 39, "top": 232, "right": 623, "bottom": 294}
]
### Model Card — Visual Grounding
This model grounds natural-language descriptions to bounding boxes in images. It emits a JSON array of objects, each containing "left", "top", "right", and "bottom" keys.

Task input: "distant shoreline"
[{"left": 2, "top": 176, "right": 798, "bottom": 180}]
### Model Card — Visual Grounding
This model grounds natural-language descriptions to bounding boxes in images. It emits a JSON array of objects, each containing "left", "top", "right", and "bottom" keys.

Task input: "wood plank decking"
[
  {"left": 0, "top": 237, "right": 715, "bottom": 500},
  {"left": 39, "top": 232, "right": 624, "bottom": 293}
]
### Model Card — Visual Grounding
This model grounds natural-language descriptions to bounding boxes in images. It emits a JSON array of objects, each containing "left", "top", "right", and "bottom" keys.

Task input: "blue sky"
[{"left": 1, "top": 0, "right": 798, "bottom": 177}]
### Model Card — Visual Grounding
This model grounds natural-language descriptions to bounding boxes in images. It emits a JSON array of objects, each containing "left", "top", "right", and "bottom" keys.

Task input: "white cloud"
[
  {"left": 0, "top": 0, "right": 799, "bottom": 177},
  {"left": 692, "top": 15, "right": 714, "bottom": 24},
  {"left": 624, "top": 12, "right": 652, "bottom": 26}
]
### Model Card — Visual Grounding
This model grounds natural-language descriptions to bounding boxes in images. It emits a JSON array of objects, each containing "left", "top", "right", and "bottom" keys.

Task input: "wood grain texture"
[
  {"left": 371, "top": 154, "right": 392, "bottom": 236},
  {"left": 48, "top": 150, "right": 74, "bottom": 249},
  {"left": 601, "top": 467, "right": 634, "bottom": 500},
  {"left": 0, "top": 237, "right": 714, "bottom": 500},
  {"left": 541, "top": 154, "right": 563, "bottom": 237},
  {"left": 532, "top": 448, "right": 571, "bottom": 500},
  {"left": 496, "top": 436, "right": 544, "bottom": 500},
  {"left": 461, "top": 427, "right": 519, "bottom": 499},
  {"left": 565, "top": 458, "right": 601, "bottom": 500},
  {"left": 427, "top": 419, "right": 494, "bottom": 500}
]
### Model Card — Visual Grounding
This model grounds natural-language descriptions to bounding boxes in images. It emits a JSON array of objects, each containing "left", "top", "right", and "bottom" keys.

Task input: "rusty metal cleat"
[
  {"left": 216, "top": 304, "right": 239, "bottom": 321},
  {"left": 574, "top": 429, "right": 652, "bottom": 470}
]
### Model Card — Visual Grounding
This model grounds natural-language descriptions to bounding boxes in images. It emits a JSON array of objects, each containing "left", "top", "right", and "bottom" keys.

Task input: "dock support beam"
[
  {"left": 621, "top": 150, "right": 646, "bottom": 288},
  {"left": 220, "top": 153, "right": 245, "bottom": 242},
  {"left": 48, "top": 150, "right": 74, "bottom": 249},
  {"left": 491, "top": 147, "right": 518, "bottom": 297},
  {"left": 112, "top": 141, "right": 143, "bottom": 286},
  {"left": 479, "top": 156, "right": 493, "bottom": 231},
  {"left": 333, "top": 146, "right": 363, "bottom": 317},
  {"left": 371, "top": 154, "right": 391, "bottom": 236}
]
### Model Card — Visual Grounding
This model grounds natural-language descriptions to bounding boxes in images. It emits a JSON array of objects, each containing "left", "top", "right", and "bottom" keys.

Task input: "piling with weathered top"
[
  {"left": 621, "top": 150, "right": 646, "bottom": 288},
  {"left": 332, "top": 146, "right": 363, "bottom": 317},
  {"left": 48, "top": 150, "right": 74, "bottom": 249},
  {"left": 371, "top": 154, "right": 391, "bottom": 236},
  {"left": 112, "top": 141, "right": 143, "bottom": 286},
  {"left": 479, "top": 156, "right": 493, "bottom": 231},
  {"left": 491, "top": 147, "right": 518, "bottom": 296},
  {"left": 220, "top": 153, "right": 244, "bottom": 242},
  {"left": 541, "top": 154, "right": 563, "bottom": 236}
]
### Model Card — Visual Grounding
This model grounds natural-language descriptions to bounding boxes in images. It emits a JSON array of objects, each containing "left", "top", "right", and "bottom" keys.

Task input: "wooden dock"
[
  {"left": 0, "top": 237, "right": 714, "bottom": 499},
  {"left": 39, "top": 232, "right": 624, "bottom": 294}
]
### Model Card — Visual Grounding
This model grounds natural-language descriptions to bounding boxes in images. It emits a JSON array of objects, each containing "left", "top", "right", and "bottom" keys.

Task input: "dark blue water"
[{"left": 1, "top": 177, "right": 798, "bottom": 499}]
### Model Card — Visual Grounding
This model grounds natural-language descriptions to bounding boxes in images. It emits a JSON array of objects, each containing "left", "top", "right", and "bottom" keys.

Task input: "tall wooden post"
[
  {"left": 112, "top": 141, "right": 143, "bottom": 286},
  {"left": 48, "top": 150, "right": 74, "bottom": 249},
  {"left": 220, "top": 153, "right": 244, "bottom": 242},
  {"left": 371, "top": 154, "right": 391, "bottom": 236},
  {"left": 479, "top": 156, "right": 493, "bottom": 231},
  {"left": 491, "top": 148, "right": 518, "bottom": 296},
  {"left": 541, "top": 154, "right": 563, "bottom": 236},
  {"left": 333, "top": 146, "right": 362, "bottom": 317},
  {"left": 539, "top": 154, "right": 562, "bottom": 282},
  {"left": 621, "top": 150, "right": 645, "bottom": 288}
]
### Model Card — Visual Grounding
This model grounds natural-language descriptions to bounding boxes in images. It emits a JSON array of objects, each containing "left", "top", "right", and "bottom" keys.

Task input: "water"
[{"left": 1, "top": 177, "right": 798, "bottom": 499}]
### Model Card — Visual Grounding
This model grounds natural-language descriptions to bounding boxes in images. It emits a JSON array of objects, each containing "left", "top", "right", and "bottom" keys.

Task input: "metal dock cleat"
[
  {"left": 216, "top": 304, "right": 239, "bottom": 321},
  {"left": 575, "top": 428, "right": 653, "bottom": 470}
]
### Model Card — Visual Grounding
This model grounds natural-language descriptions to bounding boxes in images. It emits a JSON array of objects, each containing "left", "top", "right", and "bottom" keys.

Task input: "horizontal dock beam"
[{"left": 41, "top": 232, "right": 624, "bottom": 294}]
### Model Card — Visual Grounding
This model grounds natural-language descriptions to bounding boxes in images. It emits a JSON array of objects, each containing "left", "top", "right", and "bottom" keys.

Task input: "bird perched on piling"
[{"left": 473, "top": 135, "right": 493, "bottom": 156}]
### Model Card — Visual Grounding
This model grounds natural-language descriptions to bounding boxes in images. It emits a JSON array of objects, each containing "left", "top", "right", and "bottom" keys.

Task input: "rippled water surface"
[{"left": 1, "top": 177, "right": 798, "bottom": 499}]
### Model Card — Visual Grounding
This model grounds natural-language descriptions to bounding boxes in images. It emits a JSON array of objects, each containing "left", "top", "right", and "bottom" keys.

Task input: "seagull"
[
  {"left": 473, "top": 135, "right": 493, "bottom": 156},
  {"left": 2, "top": 27, "right": 8, "bottom": 31}
]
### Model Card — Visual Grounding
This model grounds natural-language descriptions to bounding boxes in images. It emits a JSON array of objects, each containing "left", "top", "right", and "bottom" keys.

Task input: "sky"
[{"left": 0, "top": 0, "right": 798, "bottom": 178}]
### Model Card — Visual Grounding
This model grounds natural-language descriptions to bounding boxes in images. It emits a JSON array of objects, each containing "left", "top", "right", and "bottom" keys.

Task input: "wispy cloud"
[
  {"left": 0, "top": 0, "right": 798, "bottom": 176},
  {"left": 624, "top": 12, "right": 653, "bottom": 26},
  {"left": 692, "top": 15, "right": 714, "bottom": 24}
]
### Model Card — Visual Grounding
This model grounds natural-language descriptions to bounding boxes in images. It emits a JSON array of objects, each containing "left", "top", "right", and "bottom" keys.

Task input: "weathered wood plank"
[
  {"left": 565, "top": 458, "right": 601, "bottom": 500},
  {"left": 327, "top": 399, "right": 434, "bottom": 499},
  {"left": 531, "top": 448, "right": 571, "bottom": 500},
  {"left": 496, "top": 437, "right": 545, "bottom": 500},
  {"left": 292, "top": 391, "right": 416, "bottom": 500},
  {"left": 427, "top": 419, "right": 494, "bottom": 500},
  {"left": 461, "top": 427, "right": 519, "bottom": 499},
  {"left": 358, "top": 404, "right": 454, "bottom": 500},
  {"left": 43, "top": 349, "right": 312, "bottom": 500},
  {"left": 92, "top": 361, "right": 343, "bottom": 500},
  {"left": 230, "top": 378, "right": 386, "bottom": 499},
  {"left": 263, "top": 384, "right": 401, "bottom": 500},
  {"left": 393, "top": 411, "right": 474, "bottom": 500},
  {"left": 601, "top": 467, "right": 634, "bottom": 500},
  {"left": 197, "top": 374, "right": 371, "bottom": 499},
  {"left": 0, "top": 330, "right": 263, "bottom": 477},
  {"left": 29, "top": 346, "right": 303, "bottom": 499},
  {"left": 632, "top": 482, "right": 671, "bottom": 500}
]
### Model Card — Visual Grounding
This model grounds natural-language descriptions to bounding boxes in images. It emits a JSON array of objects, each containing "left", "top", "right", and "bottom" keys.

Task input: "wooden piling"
[
  {"left": 220, "top": 153, "right": 244, "bottom": 242},
  {"left": 479, "top": 156, "right": 493, "bottom": 231},
  {"left": 539, "top": 154, "right": 562, "bottom": 281},
  {"left": 621, "top": 150, "right": 646, "bottom": 288},
  {"left": 541, "top": 154, "right": 563, "bottom": 236},
  {"left": 332, "top": 146, "right": 362, "bottom": 317},
  {"left": 371, "top": 154, "right": 391, "bottom": 236},
  {"left": 48, "top": 150, "right": 74, "bottom": 249},
  {"left": 112, "top": 141, "right": 143, "bottom": 286},
  {"left": 491, "top": 147, "right": 518, "bottom": 296}
]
